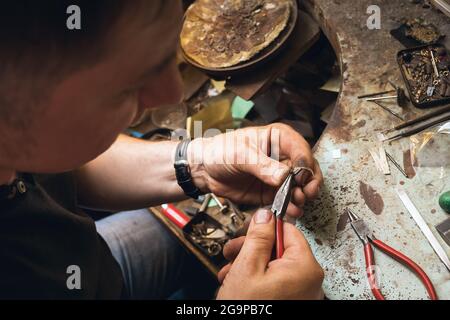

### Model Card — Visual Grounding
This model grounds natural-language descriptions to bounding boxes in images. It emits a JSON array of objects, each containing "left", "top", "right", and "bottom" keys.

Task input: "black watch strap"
[{"left": 174, "top": 140, "right": 202, "bottom": 199}]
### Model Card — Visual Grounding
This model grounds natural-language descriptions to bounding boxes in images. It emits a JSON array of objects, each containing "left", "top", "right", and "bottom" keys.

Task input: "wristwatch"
[{"left": 174, "top": 139, "right": 202, "bottom": 199}]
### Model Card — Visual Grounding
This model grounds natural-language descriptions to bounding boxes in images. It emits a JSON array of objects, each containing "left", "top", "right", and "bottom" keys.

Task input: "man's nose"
[{"left": 138, "top": 62, "right": 184, "bottom": 110}]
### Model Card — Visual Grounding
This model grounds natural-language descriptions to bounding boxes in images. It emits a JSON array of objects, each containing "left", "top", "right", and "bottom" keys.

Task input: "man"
[{"left": 0, "top": 1, "right": 324, "bottom": 299}]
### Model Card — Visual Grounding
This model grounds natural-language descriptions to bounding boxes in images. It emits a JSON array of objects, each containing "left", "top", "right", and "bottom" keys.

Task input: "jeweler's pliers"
[
  {"left": 347, "top": 209, "right": 438, "bottom": 300},
  {"left": 271, "top": 167, "right": 312, "bottom": 259}
]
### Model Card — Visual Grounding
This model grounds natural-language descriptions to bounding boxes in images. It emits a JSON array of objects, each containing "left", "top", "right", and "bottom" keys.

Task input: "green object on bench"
[
  {"left": 231, "top": 96, "right": 254, "bottom": 119},
  {"left": 439, "top": 191, "right": 450, "bottom": 213}
]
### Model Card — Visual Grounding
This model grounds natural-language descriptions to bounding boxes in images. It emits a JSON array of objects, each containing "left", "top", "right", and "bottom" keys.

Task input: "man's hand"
[
  {"left": 216, "top": 208, "right": 324, "bottom": 300},
  {"left": 187, "top": 123, "right": 323, "bottom": 217}
]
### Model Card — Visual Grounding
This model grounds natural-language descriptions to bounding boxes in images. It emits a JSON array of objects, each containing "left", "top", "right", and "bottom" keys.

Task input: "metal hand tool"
[
  {"left": 347, "top": 209, "right": 438, "bottom": 300},
  {"left": 185, "top": 194, "right": 213, "bottom": 216},
  {"left": 226, "top": 199, "right": 246, "bottom": 221},
  {"left": 430, "top": 48, "right": 440, "bottom": 78},
  {"left": 199, "top": 194, "right": 212, "bottom": 212},
  {"left": 211, "top": 193, "right": 228, "bottom": 213},
  {"left": 225, "top": 199, "right": 246, "bottom": 228},
  {"left": 396, "top": 189, "right": 450, "bottom": 272},
  {"left": 358, "top": 89, "right": 396, "bottom": 99},
  {"left": 357, "top": 80, "right": 398, "bottom": 99},
  {"left": 386, "top": 105, "right": 450, "bottom": 132},
  {"left": 383, "top": 110, "right": 450, "bottom": 141},
  {"left": 370, "top": 101, "right": 405, "bottom": 121},
  {"left": 385, "top": 152, "right": 409, "bottom": 178},
  {"left": 365, "top": 88, "right": 408, "bottom": 107},
  {"left": 271, "top": 167, "right": 312, "bottom": 259}
]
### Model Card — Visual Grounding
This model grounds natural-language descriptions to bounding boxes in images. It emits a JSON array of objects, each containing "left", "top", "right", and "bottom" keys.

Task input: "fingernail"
[{"left": 254, "top": 209, "right": 272, "bottom": 224}]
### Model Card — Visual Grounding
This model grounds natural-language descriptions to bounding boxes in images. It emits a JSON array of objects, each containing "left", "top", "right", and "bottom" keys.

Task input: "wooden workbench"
[
  {"left": 301, "top": 0, "right": 450, "bottom": 300},
  {"left": 150, "top": 0, "right": 450, "bottom": 299}
]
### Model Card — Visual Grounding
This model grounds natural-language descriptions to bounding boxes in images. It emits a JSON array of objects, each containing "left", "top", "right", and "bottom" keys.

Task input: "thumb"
[
  {"left": 239, "top": 148, "right": 290, "bottom": 187},
  {"left": 232, "top": 208, "right": 275, "bottom": 276}
]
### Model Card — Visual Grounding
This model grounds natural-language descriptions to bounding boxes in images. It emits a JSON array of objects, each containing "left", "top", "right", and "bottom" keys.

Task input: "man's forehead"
[
  {"left": 57, "top": 0, "right": 183, "bottom": 98},
  {"left": 116, "top": 1, "right": 182, "bottom": 40},
  {"left": 110, "top": 1, "right": 182, "bottom": 63}
]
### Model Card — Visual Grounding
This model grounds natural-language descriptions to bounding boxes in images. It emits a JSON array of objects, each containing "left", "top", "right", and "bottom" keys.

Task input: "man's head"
[{"left": 0, "top": 0, "right": 183, "bottom": 177}]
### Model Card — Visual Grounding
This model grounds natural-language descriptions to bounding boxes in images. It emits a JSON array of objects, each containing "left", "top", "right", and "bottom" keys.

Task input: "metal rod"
[
  {"left": 365, "top": 95, "right": 398, "bottom": 101},
  {"left": 358, "top": 90, "right": 396, "bottom": 99},
  {"left": 402, "top": 64, "right": 413, "bottom": 80},
  {"left": 430, "top": 49, "right": 440, "bottom": 78},
  {"left": 211, "top": 193, "right": 227, "bottom": 212},
  {"left": 385, "top": 152, "right": 408, "bottom": 178},
  {"left": 370, "top": 101, "right": 404, "bottom": 121},
  {"left": 396, "top": 189, "right": 450, "bottom": 272},
  {"left": 226, "top": 199, "right": 246, "bottom": 221},
  {"left": 199, "top": 194, "right": 212, "bottom": 212}
]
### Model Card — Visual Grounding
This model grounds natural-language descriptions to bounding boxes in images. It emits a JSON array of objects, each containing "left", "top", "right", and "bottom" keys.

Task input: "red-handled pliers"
[
  {"left": 347, "top": 209, "right": 438, "bottom": 300},
  {"left": 271, "top": 167, "right": 312, "bottom": 259}
]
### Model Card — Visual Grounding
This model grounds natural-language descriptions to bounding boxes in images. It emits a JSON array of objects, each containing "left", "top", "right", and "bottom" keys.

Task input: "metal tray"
[
  {"left": 397, "top": 43, "right": 450, "bottom": 108},
  {"left": 180, "top": 0, "right": 299, "bottom": 78},
  {"left": 182, "top": 212, "right": 228, "bottom": 266}
]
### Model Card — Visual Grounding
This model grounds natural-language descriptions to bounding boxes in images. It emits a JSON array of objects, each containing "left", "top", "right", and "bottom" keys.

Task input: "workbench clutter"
[
  {"left": 144, "top": 0, "right": 450, "bottom": 301},
  {"left": 128, "top": 3, "right": 322, "bottom": 290},
  {"left": 347, "top": 209, "right": 438, "bottom": 300},
  {"left": 398, "top": 44, "right": 450, "bottom": 107},
  {"left": 343, "top": 143, "right": 450, "bottom": 296},
  {"left": 160, "top": 194, "right": 250, "bottom": 267},
  {"left": 159, "top": 167, "right": 310, "bottom": 268},
  {"left": 351, "top": 19, "right": 450, "bottom": 300}
]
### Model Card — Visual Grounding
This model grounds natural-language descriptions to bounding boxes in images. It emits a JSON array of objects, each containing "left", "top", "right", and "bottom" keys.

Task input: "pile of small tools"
[
  {"left": 398, "top": 44, "right": 450, "bottom": 106},
  {"left": 188, "top": 219, "right": 229, "bottom": 257},
  {"left": 161, "top": 193, "right": 248, "bottom": 264},
  {"left": 184, "top": 193, "right": 244, "bottom": 260}
]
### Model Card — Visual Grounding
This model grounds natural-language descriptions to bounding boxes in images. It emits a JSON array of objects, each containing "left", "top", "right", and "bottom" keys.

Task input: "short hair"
[
  {"left": 0, "top": 1, "right": 129, "bottom": 60},
  {"left": 0, "top": 0, "right": 161, "bottom": 128}
]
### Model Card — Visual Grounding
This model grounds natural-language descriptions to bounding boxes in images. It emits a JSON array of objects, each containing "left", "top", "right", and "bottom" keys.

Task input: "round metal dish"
[{"left": 180, "top": 0, "right": 299, "bottom": 78}]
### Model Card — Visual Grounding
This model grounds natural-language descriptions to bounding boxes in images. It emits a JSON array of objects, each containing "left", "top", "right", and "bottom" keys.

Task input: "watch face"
[{"left": 180, "top": 0, "right": 293, "bottom": 69}]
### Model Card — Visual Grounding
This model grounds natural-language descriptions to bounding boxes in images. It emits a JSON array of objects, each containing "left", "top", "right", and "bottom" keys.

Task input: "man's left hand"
[{"left": 187, "top": 123, "right": 323, "bottom": 218}]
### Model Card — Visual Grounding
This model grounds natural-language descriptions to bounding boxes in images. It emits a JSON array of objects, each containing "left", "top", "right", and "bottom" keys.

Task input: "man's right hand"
[{"left": 216, "top": 208, "right": 324, "bottom": 300}]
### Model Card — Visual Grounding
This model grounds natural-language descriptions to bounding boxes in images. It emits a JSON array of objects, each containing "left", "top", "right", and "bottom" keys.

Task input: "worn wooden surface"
[{"left": 301, "top": 0, "right": 450, "bottom": 300}]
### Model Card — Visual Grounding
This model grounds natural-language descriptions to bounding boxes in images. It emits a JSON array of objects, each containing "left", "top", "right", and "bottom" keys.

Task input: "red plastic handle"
[
  {"left": 160, "top": 204, "right": 190, "bottom": 229},
  {"left": 363, "top": 243, "right": 385, "bottom": 300},
  {"left": 276, "top": 217, "right": 284, "bottom": 259},
  {"left": 371, "top": 239, "right": 438, "bottom": 300}
]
